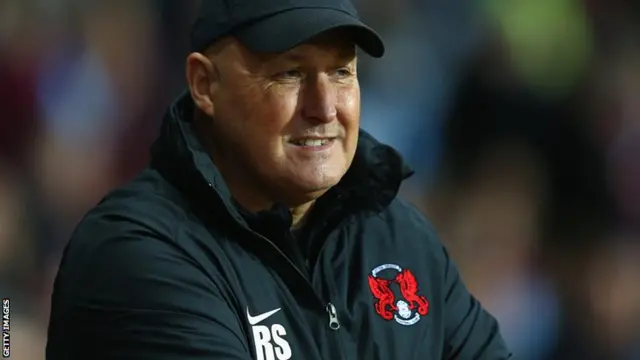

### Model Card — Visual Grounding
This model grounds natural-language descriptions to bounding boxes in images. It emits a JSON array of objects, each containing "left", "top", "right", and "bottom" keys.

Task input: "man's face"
[{"left": 191, "top": 30, "right": 360, "bottom": 207}]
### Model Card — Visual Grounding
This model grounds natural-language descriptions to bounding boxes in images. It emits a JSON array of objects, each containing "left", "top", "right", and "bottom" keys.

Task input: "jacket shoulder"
[
  {"left": 50, "top": 167, "right": 220, "bottom": 309},
  {"left": 47, "top": 171, "right": 250, "bottom": 359},
  {"left": 352, "top": 198, "right": 448, "bottom": 269},
  {"left": 79, "top": 167, "right": 188, "bottom": 240},
  {"left": 56, "top": 168, "right": 195, "bottom": 280},
  {"left": 380, "top": 198, "right": 443, "bottom": 247}
]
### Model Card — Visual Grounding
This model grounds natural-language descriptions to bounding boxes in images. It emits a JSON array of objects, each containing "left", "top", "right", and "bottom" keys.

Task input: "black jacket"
[{"left": 46, "top": 93, "right": 512, "bottom": 359}]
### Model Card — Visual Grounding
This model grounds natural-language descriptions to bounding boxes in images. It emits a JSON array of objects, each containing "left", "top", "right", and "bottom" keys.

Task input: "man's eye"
[
  {"left": 335, "top": 68, "right": 353, "bottom": 77},
  {"left": 275, "top": 70, "right": 303, "bottom": 79}
]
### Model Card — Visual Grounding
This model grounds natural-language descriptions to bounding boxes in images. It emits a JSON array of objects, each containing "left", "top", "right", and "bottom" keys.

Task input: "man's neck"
[
  {"left": 290, "top": 201, "right": 314, "bottom": 229},
  {"left": 233, "top": 194, "right": 314, "bottom": 229},
  {"left": 224, "top": 178, "right": 315, "bottom": 228}
]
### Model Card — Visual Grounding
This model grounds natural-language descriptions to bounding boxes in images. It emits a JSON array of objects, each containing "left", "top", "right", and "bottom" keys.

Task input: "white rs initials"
[
  {"left": 252, "top": 324, "right": 291, "bottom": 360},
  {"left": 247, "top": 307, "right": 291, "bottom": 360}
]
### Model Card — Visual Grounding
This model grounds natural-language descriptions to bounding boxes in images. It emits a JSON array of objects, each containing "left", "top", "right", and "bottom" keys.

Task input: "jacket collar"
[{"left": 150, "top": 92, "right": 414, "bottom": 227}]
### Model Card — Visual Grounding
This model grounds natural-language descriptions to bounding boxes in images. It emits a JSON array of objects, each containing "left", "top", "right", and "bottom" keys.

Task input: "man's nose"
[{"left": 301, "top": 74, "right": 338, "bottom": 123}]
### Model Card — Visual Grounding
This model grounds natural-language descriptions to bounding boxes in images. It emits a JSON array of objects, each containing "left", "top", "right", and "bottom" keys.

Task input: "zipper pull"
[{"left": 326, "top": 303, "right": 341, "bottom": 330}]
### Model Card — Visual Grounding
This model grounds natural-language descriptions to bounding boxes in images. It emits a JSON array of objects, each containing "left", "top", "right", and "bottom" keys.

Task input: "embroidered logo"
[{"left": 367, "top": 264, "right": 429, "bottom": 326}]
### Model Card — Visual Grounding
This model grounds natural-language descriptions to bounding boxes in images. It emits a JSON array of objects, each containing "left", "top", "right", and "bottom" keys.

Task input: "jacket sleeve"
[
  {"left": 440, "top": 246, "right": 513, "bottom": 359},
  {"left": 46, "top": 231, "right": 252, "bottom": 360}
]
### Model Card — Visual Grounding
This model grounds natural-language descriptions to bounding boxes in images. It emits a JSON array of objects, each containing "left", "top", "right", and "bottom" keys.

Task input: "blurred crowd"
[{"left": 0, "top": 0, "right": 638, "bottom": 359}]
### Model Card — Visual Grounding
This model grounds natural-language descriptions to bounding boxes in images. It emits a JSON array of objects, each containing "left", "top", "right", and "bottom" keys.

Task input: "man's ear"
[{"left": 186, "top": 52, "right": 218, "bottom": 118}]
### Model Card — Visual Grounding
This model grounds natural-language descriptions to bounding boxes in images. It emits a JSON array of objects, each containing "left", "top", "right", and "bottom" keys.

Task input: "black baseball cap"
[{"left": 190, "top": 0, "right": 385, "bottom": 58}]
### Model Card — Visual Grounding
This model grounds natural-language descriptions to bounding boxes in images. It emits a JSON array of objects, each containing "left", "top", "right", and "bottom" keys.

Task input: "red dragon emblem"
[
  {"left": 367, "top": 276, "right": 397, "bottom": 320},
  {"left": 367, "top": 264, "right": 429, "bottom": 325}
]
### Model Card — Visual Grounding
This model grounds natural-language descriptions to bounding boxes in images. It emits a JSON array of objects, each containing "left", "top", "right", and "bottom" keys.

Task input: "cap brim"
[{"left": 233, "top": 8, "right": 385, "bottom": 58}]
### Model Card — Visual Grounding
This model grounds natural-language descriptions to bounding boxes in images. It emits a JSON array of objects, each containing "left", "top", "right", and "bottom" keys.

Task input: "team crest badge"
[{"left": 367, "top": 263, "right": 429, "bottom": 326}]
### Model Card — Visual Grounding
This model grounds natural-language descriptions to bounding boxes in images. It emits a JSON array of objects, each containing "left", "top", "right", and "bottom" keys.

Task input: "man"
[{"left": 46, "top": 0, "right": 513, "bottom": 359}]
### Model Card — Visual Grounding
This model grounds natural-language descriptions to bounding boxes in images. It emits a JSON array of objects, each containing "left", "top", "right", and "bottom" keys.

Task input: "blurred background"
[{"left": 1, "top": 0, "right": 639, "bottom": 359}]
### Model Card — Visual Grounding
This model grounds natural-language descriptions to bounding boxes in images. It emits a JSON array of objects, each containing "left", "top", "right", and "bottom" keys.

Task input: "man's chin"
[
  {"left": 299, "top": 170, "right": 345, "bottom": 190},
  {"left": 277, "top": 176, "right": 340, "bottom": 205}
]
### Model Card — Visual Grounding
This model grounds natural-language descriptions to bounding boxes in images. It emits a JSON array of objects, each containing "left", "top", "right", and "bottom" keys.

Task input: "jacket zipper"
[
  {"left": 326, "top": 303, "right": 341, "bottom": 330},
  {"left": 248, "top": 229, "right": 341, "bottom": 331},
  {"left": 252, "top": 229, "right": 345, "bottom": 359},
  {"left": 327, "top": 303, "right": 347, "bottom": 360},
  {"left": 304, "top": 196, "right": 355, "bottom": 359},
  {"left": 199, "top": 178, "right": 341, "bottom": 330},
  {"left": 256, "top": 226, "right": 347, "bottom": 360}
]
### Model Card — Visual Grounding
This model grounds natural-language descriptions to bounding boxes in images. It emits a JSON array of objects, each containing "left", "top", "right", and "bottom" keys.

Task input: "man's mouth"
[{"left": 290, "top": 138, "right": 335, "bottom": 147}]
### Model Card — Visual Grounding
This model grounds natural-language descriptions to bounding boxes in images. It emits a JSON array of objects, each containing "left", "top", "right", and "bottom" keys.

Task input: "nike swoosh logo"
[{"left": 246, "top": 307, "right": 281, "bottom": 325}]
